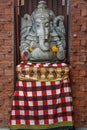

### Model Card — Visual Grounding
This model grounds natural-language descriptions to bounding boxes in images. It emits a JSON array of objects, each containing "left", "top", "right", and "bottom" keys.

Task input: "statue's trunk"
[{"left": 39, "top": 24, "right": 49, "bottom": 51}]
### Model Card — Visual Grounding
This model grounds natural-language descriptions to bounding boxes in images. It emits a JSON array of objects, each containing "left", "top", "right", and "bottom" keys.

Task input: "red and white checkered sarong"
[{"left": 10, "top": 79, "right": 74, "bottom": 129}]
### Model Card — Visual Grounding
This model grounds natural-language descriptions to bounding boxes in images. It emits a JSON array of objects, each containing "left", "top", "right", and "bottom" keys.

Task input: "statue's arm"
[{"left": 20, "top": 14, "right": 33, "bottom": 60}]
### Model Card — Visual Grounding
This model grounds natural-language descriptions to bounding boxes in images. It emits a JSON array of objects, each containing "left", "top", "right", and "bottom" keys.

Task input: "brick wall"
[
  {"left": 71, "top": 0, "right": 87, "bottom": 128},
  {"left": 0, "top": 0, "right": 87, "bottom": 129},
  {"left": 0, "top": 0, "right": 14, "bottom": 127}
]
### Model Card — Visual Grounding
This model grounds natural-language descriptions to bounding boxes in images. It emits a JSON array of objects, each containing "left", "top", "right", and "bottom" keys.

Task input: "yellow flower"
[
  {"left": 51, "top": 45, "right": 59, "bottom": 52},
  {"left": 29, "top": 47, "right": 33, "bottom": 52}
]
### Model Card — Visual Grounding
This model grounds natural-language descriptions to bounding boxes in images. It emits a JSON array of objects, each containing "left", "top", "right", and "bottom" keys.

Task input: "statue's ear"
[
  {"left": 21, "top": 14, "right": 33, "bottom": 40},
  {"left": 54, "top": 16, "right": 64, "bottom": 27},
  {"left": 31, "top": 15, "right": 36, "bottom": 33},
  {"left": 21, "top": 14, "right": 32, "bottom": 31}
]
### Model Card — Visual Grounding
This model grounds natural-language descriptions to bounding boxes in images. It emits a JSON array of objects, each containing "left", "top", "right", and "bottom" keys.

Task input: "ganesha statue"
[{"left": 20, "top": 1, "right": 66, "bottom": 62}]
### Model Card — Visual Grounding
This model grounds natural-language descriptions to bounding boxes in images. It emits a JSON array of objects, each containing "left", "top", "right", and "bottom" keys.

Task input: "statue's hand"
[
  {"left": 22, "top": 47, "right": 32, "bottom": 61},
  {"left": 57, "top": 46, "right": 65, "bottom": 60}
]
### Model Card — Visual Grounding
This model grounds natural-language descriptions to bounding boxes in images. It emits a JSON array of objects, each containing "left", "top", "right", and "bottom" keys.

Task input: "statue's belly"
[{"left": 30, "top": 48, "right": 56, "bottom": 61}]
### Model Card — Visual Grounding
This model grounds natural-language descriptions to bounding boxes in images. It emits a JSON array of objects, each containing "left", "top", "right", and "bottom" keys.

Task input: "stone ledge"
[
  {"left": 0, "top": 128, "right": 9, "bottom": 130},
  {"left": 76, "top": 128, "right": 87, "bottom": 130},
  {"left": 0, "top": 128, "right": 87, "bottom": 130}
]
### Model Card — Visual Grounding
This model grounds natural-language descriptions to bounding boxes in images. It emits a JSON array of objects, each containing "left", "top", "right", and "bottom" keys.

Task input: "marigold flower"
[
  {"left": 51, "top": 45, "right": 58, "bottom": 52},
  {"left": 29, "top": 47, "right": 33, "bottom": 52}
]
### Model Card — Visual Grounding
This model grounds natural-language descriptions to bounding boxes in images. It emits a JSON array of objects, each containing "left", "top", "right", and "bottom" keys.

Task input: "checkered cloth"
[
  {"left": 10, "top": 79, "right": 74, "bottom": 129},
  {"left": 17, "top": 62, "right": 68, "bottom": 68}
]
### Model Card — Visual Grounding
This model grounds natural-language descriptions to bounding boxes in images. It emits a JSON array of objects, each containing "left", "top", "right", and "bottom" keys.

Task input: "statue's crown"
[
  {"left": 37, "top": 1, "right": 47, "bottom": 8},
  {"left": 32, "top": 1, "right": 55, "bottom": 21}
]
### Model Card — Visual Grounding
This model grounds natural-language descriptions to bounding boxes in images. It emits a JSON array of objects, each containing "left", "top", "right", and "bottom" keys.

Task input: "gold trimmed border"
[{"left": 10, "top": 121, "right": 74, "bottom": 129}]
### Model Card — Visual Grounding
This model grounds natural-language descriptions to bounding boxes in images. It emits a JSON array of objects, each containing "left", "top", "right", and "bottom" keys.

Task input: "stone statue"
[{"left": 20, "top": 1, "right": 66, "bottom": 62}]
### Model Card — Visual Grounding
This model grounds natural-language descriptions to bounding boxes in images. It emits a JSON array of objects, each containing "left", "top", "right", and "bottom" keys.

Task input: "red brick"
[
  {"left": 72, "top": 1, "right": 80, "bottom": 8},
  {"left": 0, "top": 0, "right": 13, "bottom": 4},
  {"left": 0, "top": 24, "right": 4, "bottom": 31},
  {"left": 80, "top": 70, "right": 86, "bottom": 76},
  {"left": 0, "top": 31, "right": 13, "bottom": 39},
  {"left": 71, "top": 40, "right": 80, "bottom": 46},
  {"left": 81, "top": 24, "right": 87, "bottom": 32},
  {"left": 81, "top": 40, "right": 87, "bottom": 46},
  {"left": 0, "top": 0, "right": 14, "bottom": 127},
  {"left": 0, "top": 0, "right": 87, "bottom": 128},
  {"left": 75, "top": 17, "right": 87, "bottom": 26},
  {"left": 71, "top": 55, "right": 80, "bottom": 62},
  {"left": 72, "top": 25, "right": 81, "bottom": 32},
  {"left": 0, "top": 14, "right": 13, "bottom": 22},
  {"left": 4, "top": 22, "right": 14, "bottom": 31},
  {"left": 73, "top": 98, "right": 86, "bottom": 107},
  {"left": 81, "top": 8, "right": 87, "bottom": 17},
  {"left": 80, "top": 55, "right": 87, "bottom": 62},
  {"left": 4, "top": 8, "right": 13, "bottom": 15}
]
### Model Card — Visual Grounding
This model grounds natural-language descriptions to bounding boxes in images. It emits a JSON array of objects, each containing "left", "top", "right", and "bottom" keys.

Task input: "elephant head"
[{"left": 31, "top": 1, "right": 55, "bottom": 51}]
